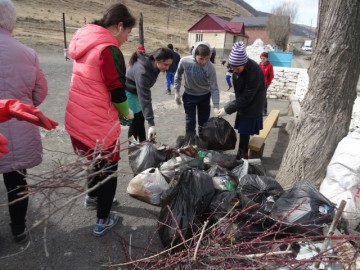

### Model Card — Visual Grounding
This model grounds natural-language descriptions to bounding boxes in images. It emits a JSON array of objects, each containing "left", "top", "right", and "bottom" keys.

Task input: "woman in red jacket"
[
  {"left": 65, "top": 3, "right": 136, "bottom": 237},
  {"left": 259, "top": 52, "right": 274, "bottom": 116}
]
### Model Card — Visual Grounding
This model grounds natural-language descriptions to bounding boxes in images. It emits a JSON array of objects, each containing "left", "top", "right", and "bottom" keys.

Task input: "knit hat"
[
  {"left": 228, "top": 41, "right": 248, "bottom": 67},
  {"left": 260, "top": 52, "right": 268, "bottom": 58},
  {"left": 137, "top": 45, "right": 146, "bottom": 52},
  {"left": 0, "top": 0, "right": 16, "bottom": 33}
]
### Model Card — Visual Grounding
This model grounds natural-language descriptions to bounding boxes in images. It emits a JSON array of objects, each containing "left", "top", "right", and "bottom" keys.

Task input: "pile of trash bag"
[{"left": 125, "top": 118, "right": 337, "bottom": 251}]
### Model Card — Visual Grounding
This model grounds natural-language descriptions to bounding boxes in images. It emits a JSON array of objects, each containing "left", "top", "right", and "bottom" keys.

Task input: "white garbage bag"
[
  {"left": 320, "top": 128, "right": 360, "bottom": 231},
  {"left": 127, "top": 167, "right": 169, "bottom": 205}
]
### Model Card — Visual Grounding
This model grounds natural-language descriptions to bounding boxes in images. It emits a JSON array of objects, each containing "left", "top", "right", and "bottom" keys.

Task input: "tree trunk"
[{"left": 276, "top": 0, "right": 360, "bottom": 190}]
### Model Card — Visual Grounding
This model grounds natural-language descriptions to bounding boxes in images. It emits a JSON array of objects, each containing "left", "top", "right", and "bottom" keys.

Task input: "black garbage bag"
[
  {"left": 270, "top": 180, "right": 335, "bottom": 235},
  {"left": 231, "top": 160, "right": 248, "bottom": 180},
  {"left": 207, "top": 190, "right": 273, "bottom": 242},
  {"left": 207, "top": 190, "right": 243, "bottom": 224},
  {"left": 158, "top": 168, "right": 215, "bottom": 251},
  {"left": 203, "top": 150, "right": 240, "bottom": 170},
  {"left": 128, "top": 142, "right": 169, "bottom": 175},
  {"left": 237, "top": 174, "right": 284, "bottom": 214},
  {"left": 161, "top": 155, "right": 205, "bottom": 187},
  {"left": 248, "top": 159, "right": 267, "bottom": 176},
  {"left": 207, "top": 165, "right": 239, "bottom": 191},
  {"left": 176, "top": 133, "right": 208, "bottom": 150},
  {"left": 200, "top": 117, "right": 237, "bottom": 150}
]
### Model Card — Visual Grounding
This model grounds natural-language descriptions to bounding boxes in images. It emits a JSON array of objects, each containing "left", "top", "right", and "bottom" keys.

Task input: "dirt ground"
[{"left": 0, "top": 51, "right": 305, "bottom": 269}]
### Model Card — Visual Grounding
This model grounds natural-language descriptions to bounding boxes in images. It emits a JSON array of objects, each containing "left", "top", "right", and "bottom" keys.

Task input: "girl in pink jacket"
[{"left": 65, "top": 3, "right": 136, "bottom": 237}]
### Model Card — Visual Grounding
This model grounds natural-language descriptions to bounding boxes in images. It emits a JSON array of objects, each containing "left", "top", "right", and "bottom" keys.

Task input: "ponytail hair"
[{"left": 92, "top": 3, "right": 136, "bottom": 29}]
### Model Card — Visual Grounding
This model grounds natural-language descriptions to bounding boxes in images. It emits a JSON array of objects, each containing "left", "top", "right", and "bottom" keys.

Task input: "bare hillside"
[{"left": 12, "top": 0, "right": 252, "bottom": 54}]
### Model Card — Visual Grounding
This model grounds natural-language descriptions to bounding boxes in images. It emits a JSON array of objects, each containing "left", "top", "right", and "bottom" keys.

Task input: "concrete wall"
[{"left": 188, "top": 32, "right": 225, "bottom": 50}]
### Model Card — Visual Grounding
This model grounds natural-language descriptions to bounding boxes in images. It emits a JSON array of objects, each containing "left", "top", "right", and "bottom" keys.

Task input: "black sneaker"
[{"left": 14, "top": 228, "right": 29, "bottom": 244}]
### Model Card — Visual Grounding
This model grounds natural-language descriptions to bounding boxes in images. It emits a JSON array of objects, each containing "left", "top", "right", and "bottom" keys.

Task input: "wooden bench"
[{"left": 248, "top": 109, "right": 281, "bottom": 158}]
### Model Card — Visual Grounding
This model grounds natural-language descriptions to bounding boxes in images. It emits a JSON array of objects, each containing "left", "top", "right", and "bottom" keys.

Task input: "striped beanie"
[{"left": 228, "top": 41, "right": 248, "bottom": 67}]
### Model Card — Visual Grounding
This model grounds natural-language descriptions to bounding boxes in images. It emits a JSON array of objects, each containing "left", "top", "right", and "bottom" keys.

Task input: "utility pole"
[
  {"left": 139, "top": 13, "right": 144, "bottom": 46},
  {"left": 62, "top": 13, "right": 69, "bottom": 61}
]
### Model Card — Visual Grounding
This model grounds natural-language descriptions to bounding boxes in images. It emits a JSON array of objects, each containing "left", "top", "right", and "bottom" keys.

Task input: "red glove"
[
  {"left": 6, "top": 100, "right": 58, "bottom": 130},
  {"left": 0, "top": 133, "right": 9, "bottom": 158}
]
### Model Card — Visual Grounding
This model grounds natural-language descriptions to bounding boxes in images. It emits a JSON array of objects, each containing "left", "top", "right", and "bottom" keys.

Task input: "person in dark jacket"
[
  {"left": 165, "top": 43, "right": 180, "bottom": 95},
  {"left": 217, "top": 42, "right": 265, "bottom": 159}
]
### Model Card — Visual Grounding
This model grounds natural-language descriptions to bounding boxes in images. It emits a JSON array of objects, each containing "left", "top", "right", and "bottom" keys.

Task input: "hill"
[
  {"left": 12, "top": 0, "right": 315, "bottom": 55},
  {"left": 12, "top": 0, "right": 252, "bottom": 54}
]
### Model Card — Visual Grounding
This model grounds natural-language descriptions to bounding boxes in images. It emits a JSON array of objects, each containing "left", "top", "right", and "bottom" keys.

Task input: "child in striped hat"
[{"left": 216, "top": 41, "right": 266, "bottom": 159}]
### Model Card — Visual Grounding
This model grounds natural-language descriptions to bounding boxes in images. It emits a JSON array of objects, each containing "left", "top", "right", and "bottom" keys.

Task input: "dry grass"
[{"left": 12, "top": 0, "right": 252, "bottom": 54}]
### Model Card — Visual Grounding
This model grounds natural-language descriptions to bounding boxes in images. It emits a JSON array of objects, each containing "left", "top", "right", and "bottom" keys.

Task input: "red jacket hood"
[{"left": 69, "top": 24, "right": 119, "bottom": 60}]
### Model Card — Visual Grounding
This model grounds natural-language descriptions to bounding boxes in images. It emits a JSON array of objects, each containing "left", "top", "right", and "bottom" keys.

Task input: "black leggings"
[
  {"left": 128, "top": 111, "right": 146, "bottom": 142},
  {"left": 3, "top": 170, "right": 28, "bottom": 236},
  {"left": 87, "top": 161, "right": 118, "bottom": 219},
  {"left": 237, "top": 134, "right": 250, "bottom": 158}
]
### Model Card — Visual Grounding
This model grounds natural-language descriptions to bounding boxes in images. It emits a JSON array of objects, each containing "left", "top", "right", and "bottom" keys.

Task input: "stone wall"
[
  {"left": 272, "top": 67, "right": 360, "bottom": 132},
  {"left": 267, "top": 67, "right": 308, "bottom": 100}
]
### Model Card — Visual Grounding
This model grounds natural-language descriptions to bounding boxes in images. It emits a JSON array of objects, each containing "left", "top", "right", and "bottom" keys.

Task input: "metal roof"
[
  {"left": 231, "top": 16, "right": 268, "bottom": 27},
  {"left": 188, "top": 14, "right": 246, "bottom": 35}
]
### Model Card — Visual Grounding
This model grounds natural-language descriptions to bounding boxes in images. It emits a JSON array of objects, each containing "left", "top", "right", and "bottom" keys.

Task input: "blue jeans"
[
  {"left": 165, "top": 72, "right": 175, "bottom": 90},
  {"left": 225, "top": 75, "right": 232, "bottom": 88},
  {"left": 182, "top": 92, "right": 211, "bottom": 134}
]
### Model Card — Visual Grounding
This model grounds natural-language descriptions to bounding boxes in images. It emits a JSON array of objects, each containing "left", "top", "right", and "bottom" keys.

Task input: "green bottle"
[{"left": 225, "top": 180, "right": 235, "bottom": 191}]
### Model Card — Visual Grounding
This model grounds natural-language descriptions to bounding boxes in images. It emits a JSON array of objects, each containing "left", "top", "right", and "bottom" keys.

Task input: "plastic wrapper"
[{"left": 207, "top": 165, "right": 239, "bottom": 191}]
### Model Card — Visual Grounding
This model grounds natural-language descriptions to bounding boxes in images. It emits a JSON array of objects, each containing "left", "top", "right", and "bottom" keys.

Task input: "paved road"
[{"left": 0, "top": 53, "right": 291, "bottom": 269}]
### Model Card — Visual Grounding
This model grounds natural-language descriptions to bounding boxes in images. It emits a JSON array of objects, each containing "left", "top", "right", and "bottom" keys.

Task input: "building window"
[{"left": 196, "top": 34, "right": 203, "bottom": 42}]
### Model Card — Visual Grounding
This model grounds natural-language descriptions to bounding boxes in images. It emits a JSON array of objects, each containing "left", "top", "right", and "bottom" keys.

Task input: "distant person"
[
  {"left": 225, "top": 63, "right": 233, "bottom": 91},
  {"left": 190, "top": 45, "right": 194, "bottom": 55},
  {"left": 217, "top": 42, "right": 265, "bottom": 159},
  {"left": 210, "top": 47, "right": 216, "bottom": 64},
  {"left": 174, "top": 47, "right": 179, "bottom": 53},
  {"left": 259, "top": 52, "right": 274, "bottom": 116},
  {"left": 137, "top": 44, "right": 146, "bottom": 52},
  {"left": 0, "top": 0, "right": 56, "bottom": 243},
  {"left": 165, "top": 43, "right": 181, "bottom": 94},
  {"left": 174, "top": 42, "right": 220, "bottom": 136},
  {"left": 125, "top": 47, "right": 174, "bottom": 142},
  {"left": 65, "top": 3, "right": 136, "bottom": 236}
]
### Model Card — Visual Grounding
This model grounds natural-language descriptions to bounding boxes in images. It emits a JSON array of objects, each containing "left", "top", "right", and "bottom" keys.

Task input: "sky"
[{"left": 245, "top": 0, "right": 318, "bottom": 27}]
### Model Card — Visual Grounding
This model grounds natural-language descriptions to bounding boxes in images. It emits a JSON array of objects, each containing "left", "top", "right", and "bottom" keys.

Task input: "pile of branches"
[
  {"left": 108, "top": 201, "right": 360, "bottom": 269},
  {"left": 4, "top": 139, "right": 359, "bottom": 269}
]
